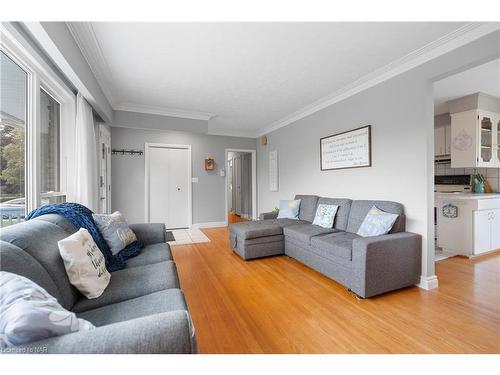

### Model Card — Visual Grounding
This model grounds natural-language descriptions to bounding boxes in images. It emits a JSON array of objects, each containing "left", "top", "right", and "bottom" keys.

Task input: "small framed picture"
[{"left": 205, "top": 157, "right": 214, "bottom": 170}]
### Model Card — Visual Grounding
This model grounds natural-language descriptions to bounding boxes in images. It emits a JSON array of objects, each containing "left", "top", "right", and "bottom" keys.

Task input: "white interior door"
[
  {"left": 148, "top": 146, "right": 190, "bottom": 229},
  {"left": 167, "top": 148, "right": 189, "bottom": 228}
]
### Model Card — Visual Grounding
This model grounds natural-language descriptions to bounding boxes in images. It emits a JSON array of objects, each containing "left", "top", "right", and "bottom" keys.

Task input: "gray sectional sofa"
[
  {"left": 229, "top": 195, "right": 421, "bottom": 298},
  {"left": 0, "top": 214, "right": 196, "bottom": 354}
]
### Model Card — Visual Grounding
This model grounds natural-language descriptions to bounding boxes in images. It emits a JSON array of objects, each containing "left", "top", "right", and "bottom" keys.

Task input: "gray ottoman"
[{"left": 229, "top": 221, "right": 285, "bottom": 260}]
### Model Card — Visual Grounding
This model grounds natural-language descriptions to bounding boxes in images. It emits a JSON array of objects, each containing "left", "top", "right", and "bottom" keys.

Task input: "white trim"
[
  {"left": 256, "top": 22, "right": 500, "bottom": 137},
  {"left": 114, "top": 103, "right": 215, "bottom": 121},
  {"left": 224, "top": 149, "right": 258, "bottom": 223},
  {"left": 191, "top": 221, "right": 227, "bottom": 229},
  {"left": 417, "top": 275, "right": 439, "bottom": 290},
  {"left": 144, "top": 143, "right": 193, "bottom": 229},
  {"left": 66, "top": 22, "right": 117, "bottom": 108},
  {"left": 65, "top": 22, "right": 217, "bottom": 122},
  {"left": 22, "top": 22, "right": 113, "bottom": 123}
]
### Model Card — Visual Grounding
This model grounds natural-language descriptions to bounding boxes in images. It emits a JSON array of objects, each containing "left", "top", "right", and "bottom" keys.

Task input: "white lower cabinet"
[{"left": 473, "top": 209, "right": 500, "bottom": 255}]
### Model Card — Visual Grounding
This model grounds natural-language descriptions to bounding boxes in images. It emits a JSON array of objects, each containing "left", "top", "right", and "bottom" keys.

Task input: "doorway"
[
  {"left": 225, "top": 149, "right": 257, "bottom": 224},
  {"left": 145, "top": 143, "right": 192, "bottom": 229}
]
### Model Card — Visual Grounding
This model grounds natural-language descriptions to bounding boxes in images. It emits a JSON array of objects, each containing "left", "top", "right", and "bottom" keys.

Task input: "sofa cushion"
[
  {"left": 310, "top": 232, "right": 361, "bottom": 261},
  {"left": 317, "top": 198, "right": 352, "bottom": 231},
  {"left": 0, "top": 241, "right": 63, "bottom": 307},
  {"left": 32, "top": 214, "right": 77, "bottom": 235},
  {"left": 72, "top": 261, "right": 180, "bottom": 313},
  {"left": 264, "top": 218, "right": 309, "bottom": 228},
  {"left": 77, "top": 289, "right": 188, "bottom": 327},
  {"left": 125, "top": 243, "right": 173, "bottom": 268},
  {"left": 294, "top": 195, "right": 319, "bottom": 222},
  {"left": 229, "top": 221, "right": 283, "bottom": 240},
  {"left": 0, "top": 220, "right": 80, "bottom": 310},
  {"left": 283, "top": 224, "right": 338, "bottom": 244},
  {"left": 347, "top": 200, "right": 405, "bottom": 234}
]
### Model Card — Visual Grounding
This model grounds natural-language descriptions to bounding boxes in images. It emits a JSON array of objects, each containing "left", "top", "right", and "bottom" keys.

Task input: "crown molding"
[
  {"left": 66, "top": 22, "right": 117, "bottom": 107},
  {"left": 114, "top": 102, "right": 216, "bottom": 121},
  {"left": 256, "top": 22, "right": 500, "bottom": 137}
]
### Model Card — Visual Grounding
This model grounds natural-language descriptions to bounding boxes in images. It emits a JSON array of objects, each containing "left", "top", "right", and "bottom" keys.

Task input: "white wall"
[
  {"left": 111, "top": 126, "right": 256, "bottom": 225},
  {"left": 257, "top": 30, "right": 500, "bottom": 283}
]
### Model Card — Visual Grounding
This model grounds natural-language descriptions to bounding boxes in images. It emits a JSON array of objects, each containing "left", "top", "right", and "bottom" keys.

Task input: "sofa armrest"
[
  {"left": 129, "top": 223, "right": 166, "bottom": 245},
  {"left": 6, "top": 311, "right": 196, "bottom": 354},
  {"left": 351, "top": 232, "right": 422, "bottom": 298},
  {"left": 259, "top": 211, "right": 278, "bottom": 220}
]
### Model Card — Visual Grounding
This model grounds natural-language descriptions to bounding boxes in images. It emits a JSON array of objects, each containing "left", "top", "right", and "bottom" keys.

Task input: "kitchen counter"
[
  {"left": 435, "top": 192, "right": 500, "bottom": 258},
  {"left": 435, "top": 192, "right": 500, "bottom": 200}
]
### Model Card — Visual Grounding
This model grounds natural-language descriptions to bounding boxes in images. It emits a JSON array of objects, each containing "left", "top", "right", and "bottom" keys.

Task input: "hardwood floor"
[{"left": 171, "top": 226, "right": 500, "bottom": 354}]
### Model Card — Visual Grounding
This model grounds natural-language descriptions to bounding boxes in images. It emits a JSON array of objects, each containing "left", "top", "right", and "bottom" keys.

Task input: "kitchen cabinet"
[
  {"left": 434, "top": 127, "right": 445, "bottom": 156},
  {"left": 434, "top": 125, "right": 452, "bottom": 157},
  {"left": 450, "top": 110, "right": 500, "bottom": 168},
  {"left": 435, "top": 193, "right": 500, "bottom": 257},
  {"left": 473, "top": 209, "right": 500, "bottom": 254},
  {"left": 445, "top": 124, "right": 452, "bottom": 155}
]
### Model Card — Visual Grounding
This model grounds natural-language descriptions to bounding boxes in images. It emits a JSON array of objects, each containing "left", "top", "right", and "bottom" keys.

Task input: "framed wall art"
[{"left": 320, "top": 125, "right": 372, "bottom": 171}]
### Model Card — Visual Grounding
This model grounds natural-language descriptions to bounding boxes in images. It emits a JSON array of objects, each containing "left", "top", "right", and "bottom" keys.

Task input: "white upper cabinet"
[
  {"left": 451, "top": 109, "right": 500, "bottom": 168},
  {"left": 434, "top": 124, "right": 452, "bottom": 157}
]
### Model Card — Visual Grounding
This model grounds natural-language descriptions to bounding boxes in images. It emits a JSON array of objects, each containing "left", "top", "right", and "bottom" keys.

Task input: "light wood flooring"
[{"left": 171, "top": 226, "right": 500, "bottom": 354}]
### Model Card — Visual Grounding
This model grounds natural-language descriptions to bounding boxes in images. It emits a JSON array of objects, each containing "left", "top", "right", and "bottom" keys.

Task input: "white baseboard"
[
  {"left": 417, "top": 275, "right": 439, "bottom": 290},
  {"left": 191, "top": 221, "right": 227, "bottom": 229}
]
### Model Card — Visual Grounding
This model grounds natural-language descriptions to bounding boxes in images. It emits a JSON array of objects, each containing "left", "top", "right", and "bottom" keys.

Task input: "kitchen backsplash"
[{"left": 435, "top": 163, "right": 500, "bottom": 190}]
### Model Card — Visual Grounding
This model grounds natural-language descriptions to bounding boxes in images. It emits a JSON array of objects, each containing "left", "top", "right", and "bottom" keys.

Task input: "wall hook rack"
[{"left": 111, "top": 149, "right": 144, "bottom": 156}]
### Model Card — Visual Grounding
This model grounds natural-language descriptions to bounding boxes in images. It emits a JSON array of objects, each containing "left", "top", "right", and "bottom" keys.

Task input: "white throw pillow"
[
  {"left": 312, "top": 204, "right": 339, "bottom": 228},
  {"left": 276, "top": 199, "right": 301, "bottom": 219},
  {"left": 357, "top": 206, "right": 399, "bottom": 237},
  {"left": 58, "top": 228, "right": 111, "bottom": 299},
  {"left": 0, "top": 271, "right": 94, "bottom": 349}
]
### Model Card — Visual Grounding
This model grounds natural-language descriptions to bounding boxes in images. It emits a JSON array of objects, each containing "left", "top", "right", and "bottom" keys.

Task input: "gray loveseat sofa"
[
  {"left": 0, "top": 214, "right": 196, "bottom": 354},
  {"left": 229, "top": 195, "right": 421, "bottom": 298}
]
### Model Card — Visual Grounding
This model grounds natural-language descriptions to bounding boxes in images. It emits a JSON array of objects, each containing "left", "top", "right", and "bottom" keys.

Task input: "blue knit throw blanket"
[{"left": 27, "top": 202, "right": 143, "bottom": 272}]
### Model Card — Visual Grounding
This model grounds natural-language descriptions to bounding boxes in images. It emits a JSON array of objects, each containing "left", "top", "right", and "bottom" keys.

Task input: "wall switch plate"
[
  {"left": 191, "top": 177, "right": 199, "bottom": 183},
  {"left": 220, "top": 169, "right": 226, "bottom": 177}
]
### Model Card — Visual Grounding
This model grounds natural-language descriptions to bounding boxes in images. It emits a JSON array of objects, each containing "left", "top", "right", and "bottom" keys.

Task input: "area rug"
[{"left": 167, "top": 228, "right": 211, "bottom": 245}]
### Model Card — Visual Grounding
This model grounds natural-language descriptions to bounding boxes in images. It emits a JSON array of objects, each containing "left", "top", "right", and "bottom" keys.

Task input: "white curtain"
[{"left": 74, "top": 93, "right": 98, "bottom": 212}]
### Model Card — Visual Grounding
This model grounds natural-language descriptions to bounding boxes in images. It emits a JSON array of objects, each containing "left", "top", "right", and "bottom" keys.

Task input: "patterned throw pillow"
[
  {"left": 277, "top": 199, "right": 301, "bottom": 220},
  {"left": 58, "top": 228, "right": 111, "bottom": 299},
  {"left": 92, "top": 211, "right": 137, "bottom": 255},
  {"left": 357, "top": 206, "right": 399, "bottom": 237},
  {"left": 312, "top": 204, "right": 339, "bottom": 228},
  {"left": 0, "top": 271, "right": 94, "bottom": 349}
]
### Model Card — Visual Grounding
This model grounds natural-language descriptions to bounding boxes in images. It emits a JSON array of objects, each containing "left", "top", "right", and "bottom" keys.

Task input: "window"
[
  {"left": 40, "top": 88, "right": 64, "bottom": 205},
  {"left": 0, "top": 51, "right": 27, "bottom": 226}
]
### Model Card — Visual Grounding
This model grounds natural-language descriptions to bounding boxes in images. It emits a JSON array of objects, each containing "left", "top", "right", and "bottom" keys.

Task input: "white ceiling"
[
  {"left": 70, "top": 22, "right": 475, "bottom": 136},
  {"left": 434, "top": 58, "right": 500, "bottom": 114}
]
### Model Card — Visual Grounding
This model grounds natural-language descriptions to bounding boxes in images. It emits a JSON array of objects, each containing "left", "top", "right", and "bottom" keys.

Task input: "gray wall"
[
  {"left": 257, "top": 30, "right": 500, "bottom": 280},
  {"left": 111, "top": 126, "right": 256, "bottom": 225}
]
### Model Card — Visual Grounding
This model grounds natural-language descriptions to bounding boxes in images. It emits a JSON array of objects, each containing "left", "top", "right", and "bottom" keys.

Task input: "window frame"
[{"left": 1, "top": 23, "right": 76, "bottom": 214}]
